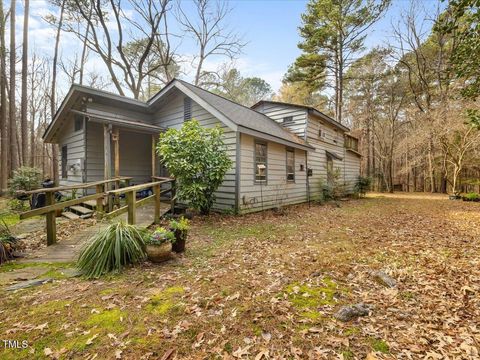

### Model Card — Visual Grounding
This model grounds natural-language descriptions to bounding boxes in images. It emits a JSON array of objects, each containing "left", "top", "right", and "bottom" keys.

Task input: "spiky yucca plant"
[{"left": 77, "top": 222, "right": 147, "bottom": 279}]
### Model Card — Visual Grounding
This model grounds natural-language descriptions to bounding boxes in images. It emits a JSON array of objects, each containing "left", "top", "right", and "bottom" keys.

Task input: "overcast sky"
[{"left": 14, "top": 0, "right": 446, "bottom": 97}]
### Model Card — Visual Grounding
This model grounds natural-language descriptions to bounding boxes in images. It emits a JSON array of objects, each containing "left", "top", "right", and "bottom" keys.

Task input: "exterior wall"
[
  {"left": 306, "top": 114, "right": 348, "bottom": 197},
  {"left": 344, "top": 150, "right": 361, "bottom": 192},
  {"left": 152, "top": 90, "right": 237, "bottom": 212},
  {"left": 254, "top": 103, "right": 308, "bottom": 139},
  {"left": 57, "top": 113, "right": 86, "bottom": 186},
  {"left": 84, "top": 121, "right": 104, "bottom": 183},
  {"left": 239, "top": 133, "right": 307, "bottom": 213}
]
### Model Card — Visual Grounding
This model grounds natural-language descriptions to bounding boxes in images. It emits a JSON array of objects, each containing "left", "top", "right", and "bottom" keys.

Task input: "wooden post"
[
  {"left": 96, "top": 184, "right": 104, "bottom": 218},
  {"left": 113, "top": 128, "right": 120, "bottom": 178},
  {"left": 151, "top": 134, "right": 156, "bottom": 177},
  {"left": 153, "top": 184, "right": 160, "bottom": 224},
  {"left": 170, "top": 180, "right": 176, "bottom": 214},
  {"left": 45, "top": 191, "right": 56, "bottom": 246},
  {"left": 126, "top": 190, "right": 136, "bottom": 225}
]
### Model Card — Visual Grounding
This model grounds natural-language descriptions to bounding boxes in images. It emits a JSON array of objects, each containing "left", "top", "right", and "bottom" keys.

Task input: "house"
[{"left": 43, "top": 79, "right": 360, "bottom": 214}]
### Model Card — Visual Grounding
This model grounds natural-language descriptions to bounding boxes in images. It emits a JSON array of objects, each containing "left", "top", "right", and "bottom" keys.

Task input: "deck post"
[
  {"left": 153, "top": 184, "right": 160, "bottom": 224},
  {"left": 45, "top": 192, "right": 56, "bottom": 245},
  {"left": 126, "top": 190, "right": 136, "bottom": 225},
  {"left": 96, "top": 184, "right": 104, "bottom": 218},
  {"left": 104, "top": 124, "right": 112, "bottom": 212}
]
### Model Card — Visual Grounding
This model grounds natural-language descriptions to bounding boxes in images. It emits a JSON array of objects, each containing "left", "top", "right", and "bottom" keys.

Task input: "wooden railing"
[
  {"left": 18, "top": 177, "right": 132, "bottom": 246},
  {"left": 106, "top": 177, "right": 176, "bottom": 225}
]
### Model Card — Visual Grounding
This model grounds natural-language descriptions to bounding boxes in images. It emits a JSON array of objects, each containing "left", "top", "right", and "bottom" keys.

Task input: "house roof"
[
  {"left": 251, "top": 100, "right": 350, "bottom": 133},
  {"left": 172, "top": 80, "right": 312, "bottom": 150},
  {"left": 44, "top": 80, "right": 313, "bottom": 151}
]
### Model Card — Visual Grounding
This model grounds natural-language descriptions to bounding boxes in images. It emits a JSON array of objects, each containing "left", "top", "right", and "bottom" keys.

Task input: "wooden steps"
[
  {"left": 61, "top": 211, "right": 80, "bottom": 220},
  {"left": 82, "top": 200, "right": 98, "bottom": 209},
  {"left": 70, "top": 205, "right": 94, "bottom": 216}
]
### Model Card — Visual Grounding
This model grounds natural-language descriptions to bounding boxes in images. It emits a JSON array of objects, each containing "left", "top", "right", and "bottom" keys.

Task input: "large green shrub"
[
  {"left": 157, "top": 120, "right": 232, "bottom": 215},
  {"left": 77, "top": 222, "right": 147, "bottom": 279},
  {"left": 8, "top": 166, "right": 42, "bottom": 195}
]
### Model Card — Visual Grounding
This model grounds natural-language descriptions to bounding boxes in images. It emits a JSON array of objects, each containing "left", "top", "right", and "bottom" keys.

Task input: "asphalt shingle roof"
[{"left": 177, "top": 80, "right": 310, "bottom": 147}]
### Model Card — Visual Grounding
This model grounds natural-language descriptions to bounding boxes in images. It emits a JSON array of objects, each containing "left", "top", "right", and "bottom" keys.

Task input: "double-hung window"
[
  {"left": 286, "top": 148, "right": 295, "bottom": 182},
  {"left": 255, "top": 141, "right": 267, "bottom": 182}
]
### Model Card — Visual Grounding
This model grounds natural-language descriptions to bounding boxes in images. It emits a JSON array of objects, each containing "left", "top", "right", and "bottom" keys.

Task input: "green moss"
[
  {"left": 371, "top": 338, "right": 389, "bottom": 353},
  {"left": 223, "top": 342, "right": 233, "bottom": 354},
  {"left": 84, "top": 309, "right": 127, "bottom": 333},
  {"left": 252, "top": 324, "right": 262, "bottom": 336},
  {"left": 0, "top": 212, "right": 20, "bottom": 226},
  {"left": 401, "top": 291, "right": 415, "bottom": 300},
  {"left": 341, "top": 349, "right": 355, "bottom": 360},
  {"left": 147, "top": 286, "right": 185, "bottom": 316},
  {"left": 30, "top": 300, "right": 71, "bottom": 316},
  {"left": 344, "top": 326, "right": 360, "bottom": 336},
  {"left": 0, "top": 261, "right": 74, "bottom": 273}
]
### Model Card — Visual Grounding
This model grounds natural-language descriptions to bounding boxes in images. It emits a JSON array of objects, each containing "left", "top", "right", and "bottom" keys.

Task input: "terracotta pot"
[
  {"left": 146, "top": 243, "right": 172, "bottom": 263},
  {"left": 171, "top": 229, "right": 187, "bottom": 253}
]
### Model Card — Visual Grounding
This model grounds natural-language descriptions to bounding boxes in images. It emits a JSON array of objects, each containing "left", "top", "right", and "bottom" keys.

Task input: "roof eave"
[{"left": 237, "top": 125, "right": 314, "bottom": 152}]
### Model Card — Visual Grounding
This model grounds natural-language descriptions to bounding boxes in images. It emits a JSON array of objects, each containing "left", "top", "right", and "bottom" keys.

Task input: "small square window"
[{"left": 283, "top": 116, "right": 293, "bottom": 124}]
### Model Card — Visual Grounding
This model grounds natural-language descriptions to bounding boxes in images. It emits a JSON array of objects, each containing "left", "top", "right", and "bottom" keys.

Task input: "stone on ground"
[
  {"left": 371, "top": 270, "right": 397, "bottom": 288},
  {"left": 6, "top": 278, "right": 53, "bottom": 291},
  {"left": 335, "top": 303, "right": 373, "bottom": 322}
]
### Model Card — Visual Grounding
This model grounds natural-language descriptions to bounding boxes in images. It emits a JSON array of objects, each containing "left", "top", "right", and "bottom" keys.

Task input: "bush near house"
[
  {"left": 157, "top": 120, "right": 232, "bottom": 215},
  {"left": 354, "top": 176, "right": 372, "bottom": 197}
]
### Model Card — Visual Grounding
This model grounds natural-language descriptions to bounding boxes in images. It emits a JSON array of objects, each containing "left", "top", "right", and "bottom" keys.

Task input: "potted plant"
[
  {"left": 169, "top": 217, "right": 190, "bottom": 253},
  {"left": 145, "top": 227, "right": 175, "bottom": 263}
]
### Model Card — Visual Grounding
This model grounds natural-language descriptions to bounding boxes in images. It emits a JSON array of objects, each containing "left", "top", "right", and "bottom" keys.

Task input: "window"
[
  {"left": 319, "top": 128, "right": 326, "bottom": 140},
  {"left": 74, "top": 115, "right": 83, "bottom": 132},
  {"left": 283, "top": 116, "right": 293, "bottom": 124},
  {"left": 345, "top": 135, "right": 359, "bottom": 151},
  {"left": 255, "top": 142, "right": 267, "bottom": 182},
  {"left": 61, "top": 145, "right": 68, "bottom": 179},
  {"left": 183, "top": 97, "right": 192, "bottom": 121},
  {"left": 286, "top": 148, "right": 295, "bottom": 182}
]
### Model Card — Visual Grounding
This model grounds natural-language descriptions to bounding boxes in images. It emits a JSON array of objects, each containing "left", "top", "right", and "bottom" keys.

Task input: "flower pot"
[
  {"left": 146, "top": 243, "right": 172, "bottom": 263},
  {"left": 171, "top": 229, "right": 187, "bottom": 253}
]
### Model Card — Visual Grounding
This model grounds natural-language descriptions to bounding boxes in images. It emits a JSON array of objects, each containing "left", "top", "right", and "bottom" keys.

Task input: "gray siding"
[
  {"left": 152, "top": 90, "right": 237, "bottom": 211},
  {"left": 239, "top": 134, "right": 307, "bottom": 213},
  {"left": 306, "top": 114, "right": 360, "bottom": 195},
  {"left": 57, "top": 113, "right": 85, "bottom": 186},
  {"left": 254, "top": 103, "right": 308, "bottom": 139}
]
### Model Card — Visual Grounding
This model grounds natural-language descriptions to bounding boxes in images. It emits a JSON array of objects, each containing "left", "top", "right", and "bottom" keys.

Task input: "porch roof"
[{"left": 71, "top": 110, "right": 164, "bottom": 134}]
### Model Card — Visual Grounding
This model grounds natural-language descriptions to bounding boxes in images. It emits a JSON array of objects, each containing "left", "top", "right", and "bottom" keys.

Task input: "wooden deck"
[{"left": 19, "top": 202, "right": 170, "bottom": 263}]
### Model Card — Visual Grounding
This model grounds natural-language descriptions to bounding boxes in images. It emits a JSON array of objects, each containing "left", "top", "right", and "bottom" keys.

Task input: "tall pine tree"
[{"left": 287, "top": 0, "right": 389, "bottom": 123}]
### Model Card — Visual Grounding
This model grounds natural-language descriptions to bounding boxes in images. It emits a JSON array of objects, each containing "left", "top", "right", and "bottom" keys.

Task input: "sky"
[{"left": 14, "top": 0, "right": 446, "bottom": 96}]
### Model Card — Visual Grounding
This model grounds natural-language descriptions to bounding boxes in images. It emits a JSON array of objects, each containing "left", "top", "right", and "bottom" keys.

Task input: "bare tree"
[
  {"left": 20, "top": 0, "right": 29, "bottom": 166},
  {"left": 177, "top": 0, "right": 245, "bottom": 86},
  {"left": 0, "top": 0, "right": 8, "bottom": 192},
  {"left": 9, "top": 0, "right": 18, "bottom": 174},
  {"left": 63, "top": 0, "right": 174, "bottom": 99}
]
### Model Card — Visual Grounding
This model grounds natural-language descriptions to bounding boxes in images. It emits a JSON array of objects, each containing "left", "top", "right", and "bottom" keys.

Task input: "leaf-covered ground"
[{"left": 1, "top": 193, "right": 479, "bottom": 359}]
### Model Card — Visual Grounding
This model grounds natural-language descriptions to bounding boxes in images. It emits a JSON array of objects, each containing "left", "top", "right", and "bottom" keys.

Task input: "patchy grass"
[
  {"left": 0, "top": 193, "right": 479, "bottom": 358},
  {"left": 0, "top": 261, "right": 74, "bottom": 273}
]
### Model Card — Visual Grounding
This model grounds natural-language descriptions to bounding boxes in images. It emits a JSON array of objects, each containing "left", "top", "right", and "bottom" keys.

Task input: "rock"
[
  {"left": 6, "top": 278, "right": 53, "bottom": 291},
  {"left": 334, "top": 303, "right": 373, "bottom": 322},
  {"left": 371, "top": 270, "right": 397, "bottom": 288}
]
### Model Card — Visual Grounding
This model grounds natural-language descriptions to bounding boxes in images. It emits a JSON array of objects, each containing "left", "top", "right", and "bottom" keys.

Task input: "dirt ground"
[{"left": 0, "top": 193, "right": 479, "bottom": 359}]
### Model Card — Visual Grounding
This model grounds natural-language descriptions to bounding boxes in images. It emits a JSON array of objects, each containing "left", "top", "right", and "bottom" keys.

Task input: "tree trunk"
[
  {"left": 20, "top": 0, "right": 29, "bottom": 166},
  {"left": 50, "top": 0, "right": 65, "bottom": 185},
  {"left": 9, "top": 0, "right": 19, "bottom": 175},
  {"left": 0, "top": 0, "right": 7, "bottom": 193}
]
